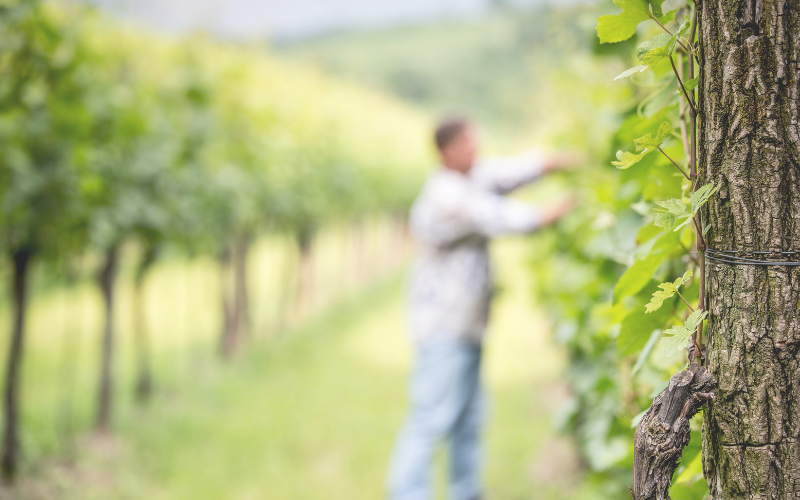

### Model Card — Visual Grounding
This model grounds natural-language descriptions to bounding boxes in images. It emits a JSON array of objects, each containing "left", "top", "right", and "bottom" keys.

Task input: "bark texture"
[
  {"left": 699, "top": 0, "right": 800, "bottom": 498},
  {"left": 632, "top": 365, "right": 717, "bottom": 500}
]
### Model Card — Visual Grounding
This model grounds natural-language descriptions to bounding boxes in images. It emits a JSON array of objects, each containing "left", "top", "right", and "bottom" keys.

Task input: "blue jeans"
[{"left": 387, "top": 337, "right": 484, "bottom": 500}]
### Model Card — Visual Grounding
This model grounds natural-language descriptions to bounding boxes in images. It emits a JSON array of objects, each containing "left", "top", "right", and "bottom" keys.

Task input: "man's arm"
[
  {"left": 472, "top": 151, "right": 580, "bottom": 195},
  {"left": 411, "top": 183, "right": 574, "bottom": 247}
]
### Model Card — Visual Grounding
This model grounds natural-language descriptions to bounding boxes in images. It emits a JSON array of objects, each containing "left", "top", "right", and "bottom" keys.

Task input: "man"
[{"left": 386, "top": 117, "right": 575, "bottom": 500}]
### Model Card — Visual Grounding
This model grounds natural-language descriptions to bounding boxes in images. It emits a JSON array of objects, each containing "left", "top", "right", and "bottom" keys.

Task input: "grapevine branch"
[
  {"left": 689, "top": 6, "right": 704, "bottom": 357},
  {"left": 658, "top": 147, "right": 690, "bottom": 180},
  {"left": 670, "top": 57, "right": 696, "bottom": 116},
  {"left": 674, "top": 290, "right": 695, "bottom": 312}
]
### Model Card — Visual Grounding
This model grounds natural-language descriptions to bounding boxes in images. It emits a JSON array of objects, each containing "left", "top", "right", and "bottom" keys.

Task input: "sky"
[{"left": 86, "top": 0, "right": 588, "bottom": 40}]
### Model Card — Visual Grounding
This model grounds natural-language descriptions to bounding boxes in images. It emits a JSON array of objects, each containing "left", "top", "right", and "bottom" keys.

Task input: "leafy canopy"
[
  {"left": 645, "top": 270, "right": 692, "bottom": 313},
  {"left": 658, "top": 309, "right": 707, "bottom": 357}
]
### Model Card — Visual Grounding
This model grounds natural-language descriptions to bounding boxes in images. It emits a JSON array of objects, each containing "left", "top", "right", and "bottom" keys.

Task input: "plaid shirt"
[{"left": 407, "top": 152, "right": 546, "bottom": 343}]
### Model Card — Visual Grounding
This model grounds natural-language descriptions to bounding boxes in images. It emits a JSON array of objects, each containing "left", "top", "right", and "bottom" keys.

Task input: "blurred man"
[{"left": 386, "top": 117, "right": 575, "bottom": 500}]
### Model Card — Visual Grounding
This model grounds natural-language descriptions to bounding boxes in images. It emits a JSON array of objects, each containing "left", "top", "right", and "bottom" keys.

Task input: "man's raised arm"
[{"left": 472, "top": 151, "right": 580, "bottom": 195}]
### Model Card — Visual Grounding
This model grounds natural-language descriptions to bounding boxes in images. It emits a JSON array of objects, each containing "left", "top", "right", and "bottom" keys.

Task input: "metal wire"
[{"left": 705, "top": 249, "right": 800, "bottom": 267}]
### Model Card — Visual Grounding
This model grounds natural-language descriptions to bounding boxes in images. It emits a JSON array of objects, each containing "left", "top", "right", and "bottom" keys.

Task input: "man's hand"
[{"left": 539, "top": 196, "right": 577, "bottom": 225}]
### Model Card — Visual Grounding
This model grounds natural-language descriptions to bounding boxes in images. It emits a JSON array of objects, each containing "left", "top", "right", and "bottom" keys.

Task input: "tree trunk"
[
  {"left": 699, "top": 1, "right": 800, "bottom": 498},
  {"left": 96, "top": 247, "right": 118, "bottom": 431},
  {"left": 133, "top": 249, "right": 155, "bottom": 402},
  {"left": 233, "top": 234, "right": 250, "bottom": 341},
  {"left": 218, "top": 234, "right": 250, "bottom": 357},
  {"left": 2, "top": 248, "right": 32, "bottom": 481},
  {"left": 219, "top": 245, "right": 237, "bottom": 358},
  {"left": 292, "top": 230, "right": 315, "bottom": 323}
]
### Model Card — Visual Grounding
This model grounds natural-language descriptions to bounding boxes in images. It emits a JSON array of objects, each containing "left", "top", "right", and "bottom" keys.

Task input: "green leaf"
[
  {"left": 657, "top": 9, "right": 677, "bottom": 25},
  {"left": 702, "top": 223, "right": 712, "bottom": 236},
  {"left": 634, "top": 121, "right": 673, "bottom": 152},
  {"left": 613, "top": 122, "right": 672, "bottom": 168},
  {"left": 635, "top": 19, "right": 690, "bottom": 67},
  {"left": 653, "top": 211, "right": 677, "bottom": 230},
  {"left": 654, "top": 198, "right": 690, "bottom": 217},
  {"left": 645, "top": 270, "right": 692, "bottom": 313},
  {"left": 635, "top": 32, "right": 674, "bottom": 65},
  {"left": 611, "top": 150, "right": 648, "bottom": 169},
  {"left": 648, "top": 0, "right": 664, "bottom": 18},
  {"left": 614, "top": 64, "right": 648, "bottom": 81},
  {"left": 689, "top": 182, "right": 720, "bottom": 212},
  {"left": 676, "top": 77, "right": 699, "bottom": 95},
  {"left": 614, "top": 230, "right": 680, "bottom": 303},
  {"left": 658, "top": 309, "right": 707, "bottom": 357},
  {"left": 597, "top": 0, "right": 651, "bottom": 44},
  {"left": 653, "top": 183, "right": 719, "bottom": 233}
]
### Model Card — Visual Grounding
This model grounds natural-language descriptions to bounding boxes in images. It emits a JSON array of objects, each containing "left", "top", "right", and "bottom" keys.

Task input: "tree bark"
[
  {"left": 2, "top": 248, "right": 32, "bottom": 481},
  {"left": 96, "top": 246, "right": 118, "bottom": 431},
  {"left": 699, "top": 1, "right": 800, "bottom": 498}
]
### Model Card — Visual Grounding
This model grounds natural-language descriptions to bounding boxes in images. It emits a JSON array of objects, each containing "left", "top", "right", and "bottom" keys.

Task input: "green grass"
[{"left": 3, "top": 239, "right": 584, "bottom": 499}]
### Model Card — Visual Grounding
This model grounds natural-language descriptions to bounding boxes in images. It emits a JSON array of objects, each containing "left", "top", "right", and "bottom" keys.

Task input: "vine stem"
[
  {"left": 658, "top": 147, "right": 690, "bottom": 180},
  {"left": 675, "top": 290, "right": 695, "bottom": 312},
  {"left": 670, "top": 57, "right": 696, "bottom": 116},
  {"left": 693, "top": 216, "right": 706, "bottom": 250},
  {"left": 690, "top": 5, "right": 703, "bottom": 364},
  {"left": 676, "top": 52, "right": 691, "bottom": 160}
]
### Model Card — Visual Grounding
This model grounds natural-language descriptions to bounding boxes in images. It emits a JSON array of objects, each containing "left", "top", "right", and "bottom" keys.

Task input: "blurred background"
[{"left": 0, "top": 0, "right": 705, "bottom": 498}]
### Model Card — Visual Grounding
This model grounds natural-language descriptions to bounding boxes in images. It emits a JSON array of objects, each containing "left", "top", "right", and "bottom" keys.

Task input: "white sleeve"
[
  {"left": 471, "top": 151, "right": 547, "bottom": 195},
  {"left": 410, "top": 180, "right": 542, "bottom": 247}
]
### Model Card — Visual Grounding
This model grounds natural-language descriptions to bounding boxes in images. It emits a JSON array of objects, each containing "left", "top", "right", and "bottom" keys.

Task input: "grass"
[{"left": 2, "top": 238, "right": 584, "bottom": 499}]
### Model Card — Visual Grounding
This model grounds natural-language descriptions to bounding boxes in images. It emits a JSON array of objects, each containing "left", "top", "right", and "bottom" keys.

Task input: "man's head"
[{"left": 434, "top": 117, "right": 478, "bottom": 174}]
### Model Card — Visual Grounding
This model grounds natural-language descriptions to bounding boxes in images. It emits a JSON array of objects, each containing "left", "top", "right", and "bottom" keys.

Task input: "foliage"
[
  {"left": 0, "top": 0, "right": 431, "bottom": 475},
  {"left": 1, "top": 0, "right": 429, "bottom": 263},
  {"left": 529, "top": 1, "right": 716, "bottom": 498}
]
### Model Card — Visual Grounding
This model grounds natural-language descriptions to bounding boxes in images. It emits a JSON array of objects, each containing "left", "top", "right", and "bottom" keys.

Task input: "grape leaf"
[
  {"left": 612, "top": 122, "right": 672, "bottom": 169},
  {"left": 611, "top": 150, "right": 648, "bottom": 169},
  {"left": 645, "top": 270, "right": 692, "bottom": 313},
  {"left": 634, "top": 122, "right": 673, "bottom": 152},
  {"left": 654, "top": 198, "right": 690, "bottom": 217},
  {"left": 676, "top": 77, "right": 699, "bottom": 95},
  {"left": 648, "top": 0, "right": 664, "bottom": 18},
  {"left": 689, "top": 182, "right": 720, "bottom": 212},
  {"left": 653, "top": 182, "right": 719, "bottom": 232},
  {"left": 615, "top": 19, "right": 690, "bottom": 80},
  {"left": 658, "top": 309, "right": 707, "bottom": 357},
  {"left": 636, "top": 19, "right": 690, "bottom": 66},
  {"left": 654, "top": 211, "right": 678, "bottom": 230},
  {"left": 596, "top": 0, "right": 651, "bottom": 44}
]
